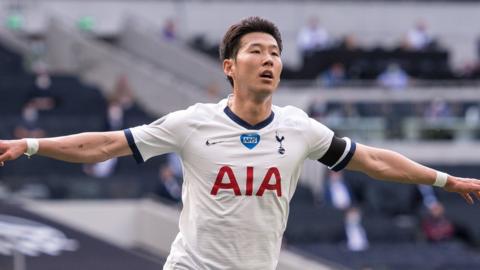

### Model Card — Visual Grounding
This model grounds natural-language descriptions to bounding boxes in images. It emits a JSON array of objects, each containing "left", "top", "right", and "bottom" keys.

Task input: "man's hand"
[
  {"left": 444, "top": 176, "right": 480, "bottom": 204},
  {"left": 0, "top": 139, "right": 27, "bottom": 167}
]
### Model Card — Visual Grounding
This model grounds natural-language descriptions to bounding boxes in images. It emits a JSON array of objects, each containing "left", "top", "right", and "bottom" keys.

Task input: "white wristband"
[
  {"left": 433, "top": 171, "right": 448, "bottom": 187},
  {"left": 24, "top": 138, "right": 39, "bottom": 157}
]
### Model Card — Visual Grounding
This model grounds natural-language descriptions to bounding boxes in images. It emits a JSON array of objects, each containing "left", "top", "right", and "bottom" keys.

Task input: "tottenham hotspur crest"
[{"left": 275, "top": 131, "right": 285, "bottom": 155}]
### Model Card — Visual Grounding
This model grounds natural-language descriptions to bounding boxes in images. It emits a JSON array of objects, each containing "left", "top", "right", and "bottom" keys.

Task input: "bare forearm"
[
  {"left": 348, "top": 144, "right": 436, "bottom": 185},
  {"left": 346, "top": 143, "right": 480, "bottom": 205},
  {"left": 37, "top": 131, "right": 131, "bottom": 163}
]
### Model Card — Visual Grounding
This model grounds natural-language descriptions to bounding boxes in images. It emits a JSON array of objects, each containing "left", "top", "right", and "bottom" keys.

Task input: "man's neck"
[{"left": 228, "top": 94, "right": 272, "bottom": 126}]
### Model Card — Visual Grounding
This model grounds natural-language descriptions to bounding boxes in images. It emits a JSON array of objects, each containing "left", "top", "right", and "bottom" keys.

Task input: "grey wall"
[{"left": 44, "top": 19, "right": 210, "bottom": 116}]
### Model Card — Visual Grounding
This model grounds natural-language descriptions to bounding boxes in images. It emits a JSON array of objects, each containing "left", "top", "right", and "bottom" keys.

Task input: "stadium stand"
[
  {"left": 0, "top": 42, "right": 163, "bottom": 200},
  {"left": 2, "top": 1, "right": 480, "bottom": 269},
  {"left": 191, "top": 39, "right": 459, "bottom": 82},
  {"left": 284, "top": 167, "right": 480, "bottom": 269}
]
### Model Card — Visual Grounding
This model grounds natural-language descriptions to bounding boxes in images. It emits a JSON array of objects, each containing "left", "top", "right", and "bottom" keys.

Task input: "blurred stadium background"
[{"left": 1, "top": 0, "right": 480, "bottom": 269}]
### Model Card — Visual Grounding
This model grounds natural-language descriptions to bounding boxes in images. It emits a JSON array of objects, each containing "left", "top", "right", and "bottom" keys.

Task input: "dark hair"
[{"left": 219, "top": 16, "right": 283, "bottom": 87}]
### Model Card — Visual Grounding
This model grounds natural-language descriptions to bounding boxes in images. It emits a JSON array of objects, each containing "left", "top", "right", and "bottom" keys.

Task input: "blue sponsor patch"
[{"left": 240, "top": 133, "right": 260, "bottom": 149}]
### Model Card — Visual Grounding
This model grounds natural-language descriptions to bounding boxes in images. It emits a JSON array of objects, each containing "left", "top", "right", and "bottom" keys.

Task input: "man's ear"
[{"left": 223, "top": 58, "right": 234, "bottom": 78}]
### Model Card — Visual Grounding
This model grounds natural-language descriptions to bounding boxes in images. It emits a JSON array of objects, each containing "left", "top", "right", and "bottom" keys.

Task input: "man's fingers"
[
  {"left": 0, "top": 141, "right": 23, "bottom": 165},
  {"left": 475, "top": 191, "right": 480, "bottom": 202},
  {"left": 0, "top": 151, "right": 12, "bottom": 163},
  {"left": 466, "top": 179, "right": 480, "bottom": 200},
  {"left": 463, "top": 193, "right": 473, "bottom": 204},
  {"left": 461, "top": 193, "right": 474, "bottom": 205},
  {"left": 0, "top": 141, "right": 6, "bottom": 153}
]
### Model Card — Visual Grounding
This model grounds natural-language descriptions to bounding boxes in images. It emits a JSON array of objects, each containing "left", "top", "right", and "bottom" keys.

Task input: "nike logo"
[{"left": 206, "top": 140, "right": 225, "bottom": 146}]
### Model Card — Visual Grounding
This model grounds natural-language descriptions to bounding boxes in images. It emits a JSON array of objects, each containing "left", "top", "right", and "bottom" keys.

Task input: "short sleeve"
[
  {"left": 306, "top": 118, "right": 335, "bottom": 160},
  {"left": 306, "top": 118, "right": 356, "bottom": 172},
  {"left": 124, "top": 109, "right": 191, "bottom": 163}
]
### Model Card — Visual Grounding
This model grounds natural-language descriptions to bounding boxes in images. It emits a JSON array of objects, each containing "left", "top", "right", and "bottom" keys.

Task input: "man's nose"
[{"left": 262, "top": 54, "right": 274, "bottom": 67}]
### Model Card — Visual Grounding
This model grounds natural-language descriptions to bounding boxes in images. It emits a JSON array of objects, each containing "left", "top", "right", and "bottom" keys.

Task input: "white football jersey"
[{"left": 125, "top": 98, "right": 355, "bottom": 270}]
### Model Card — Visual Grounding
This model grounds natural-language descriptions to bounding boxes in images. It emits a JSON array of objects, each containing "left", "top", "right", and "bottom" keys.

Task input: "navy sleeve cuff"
[
  {"left": 318, "top": 136, "right": 346, "bottom": 167},
  {"left": 331, "top": 140, "right": 356, "bottom": 172},
  {"left": 318, "top": 136, "right": 356, "bottom": 172},
  {"left": 124, "top": 129, "right": 144, "bottom": 164}
]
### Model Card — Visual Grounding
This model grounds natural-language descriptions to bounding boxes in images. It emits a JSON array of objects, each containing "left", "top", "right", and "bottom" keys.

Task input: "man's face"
[{"left": 224, "top": 32, "right": 282, "bottom": 97}]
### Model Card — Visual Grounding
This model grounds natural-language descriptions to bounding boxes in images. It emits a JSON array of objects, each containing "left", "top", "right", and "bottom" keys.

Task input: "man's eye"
[
  {"left": 251, "top": 50, "right": 260, "bottom": 54},
  {"left": 271, "top": 52, "right": 279, "bottom": 56}
]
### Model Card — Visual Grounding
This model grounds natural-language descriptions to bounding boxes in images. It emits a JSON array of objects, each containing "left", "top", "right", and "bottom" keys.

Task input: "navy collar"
[{"left": 224, "top": 106, "right": 274, "bottom": 130}]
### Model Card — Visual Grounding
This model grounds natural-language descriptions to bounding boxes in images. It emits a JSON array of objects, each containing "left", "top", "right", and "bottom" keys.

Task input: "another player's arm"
[
  {"left": 0, "top": 131, "right": 131, "bottom": 165},
  {"left": 346, "top": 143, "right": 480, "bottom": 204}
]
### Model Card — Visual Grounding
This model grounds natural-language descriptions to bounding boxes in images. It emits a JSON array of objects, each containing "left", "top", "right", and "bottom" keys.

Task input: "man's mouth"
[{"left": 259, "top": 70, "right": 274, "bottom": 79}]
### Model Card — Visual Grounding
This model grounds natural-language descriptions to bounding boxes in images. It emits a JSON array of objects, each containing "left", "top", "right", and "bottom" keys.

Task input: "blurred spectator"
[
  {"left": 26, "top": 69, "right": 59, "bottom": 111},
  {"left": 297, "top": 16, "right": 330, "bottom": 53},
  {"left": 345, "top": 208, "right": 368, "bottom": 251},
  {"left": 166, "top": 152, "right": 183, "bottom": 180},
  {"left": 83, "top": 158, "right": 118, "bottom": 179},
  {"left": 320, "top": 62, "right": 346, "bottom": 88},
  {"left": 307, "top": 97, "right": 327, "bottom": 119},
  {"left": 381, "top": 102, "right": 403, "bottom": 139},
  {"left": 105, "top": 100, "right": 125, "bottom": 131},
  {"left": 157, "top": 164, "right": 182, "bottom": 203},
  {"left": 417, "top": 185, "right": 455, "bottom": 242},
  {"left": 83, "top": 99, "right": 124, "bottom": 178},
  {"left": 423, "top": 98, "right": 452, "bottom": 121},
  {"left": 112, "top": 74, "right": 135, "bottom": 111},
  {"left": 162, "top": 18, "right": 177, "bottom": 42},
  {"left": 14, "top": 102, "right": 46, "bottom": 139},
  {"left": 324, "top": 107, "right": 345, "bottom": 126},
  {"left": 155, "top": 153, "right": 183, "bottom": 203},
  {"left": 465, "top": 104, "right": 480, "bottom": 127},
  {"left": 322, "top": 102, "right": 359, "bottom": 127},
  {"left": 421, "top": 201, "right": 455, "bottom": 242},
  {"left": 28, "top": 37, "right": 48, "bottom": 74},
  {"left": 324, "top": 171, "right": 369, "bottom": 251},
  {"left": 422, "top": 99, "right": 455, "bottom": 140},
  {"left": 83, "top": 75, "right": 143, "bottom": 179},
  {"left": 405, "top": 20, "right": 433, "bottom": 51},
  {"left": 338, "top": 34, "right": 360, "bottom": 51},
  {"left": 326, "top": 171, "right": 351, "bottom": 210},
  {"left": 417, "top": 184, "right": 438, "bottom": 210},
  {"left": 377, "top": 63, "right": 409, "bottom": 90}
]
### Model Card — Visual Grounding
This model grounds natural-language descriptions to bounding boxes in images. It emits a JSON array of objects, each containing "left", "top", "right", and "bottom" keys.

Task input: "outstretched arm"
[
  {"left": 0, "top": 131, "right": 132, "bottom": 166},
  {"left": 347, "top": 143, "right": 480, "bottom": 204}
]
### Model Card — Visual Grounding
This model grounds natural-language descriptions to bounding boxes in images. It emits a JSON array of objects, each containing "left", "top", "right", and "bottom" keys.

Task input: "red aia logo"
[{"left": 211, "top": 166, "right": 282, "bottom": 196}]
